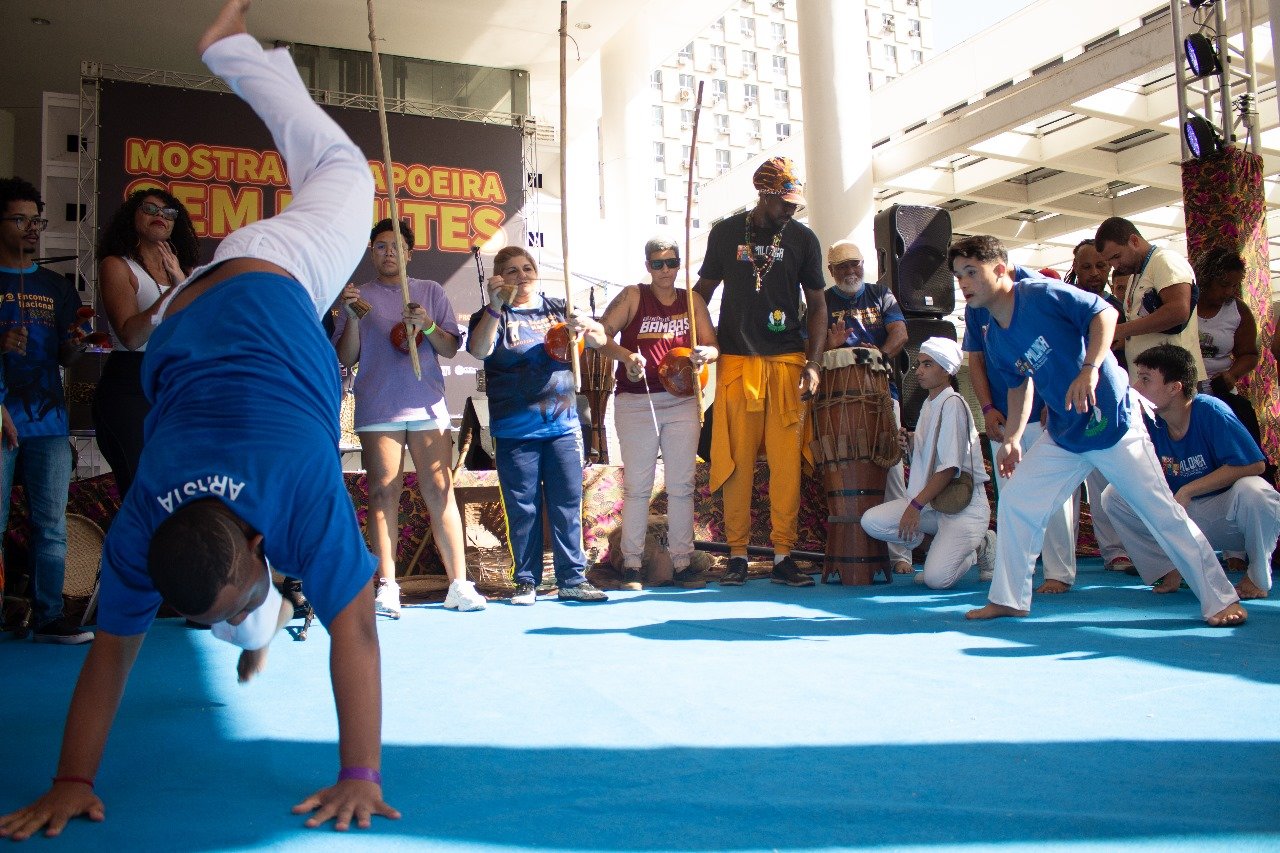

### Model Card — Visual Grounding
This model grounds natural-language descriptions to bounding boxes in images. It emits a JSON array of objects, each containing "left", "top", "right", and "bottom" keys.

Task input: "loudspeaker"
[
  {"left": 875, "top": 204, "right": 954, "bottom": 317},
  {"left": 896, "top": 317, "right": 956, "bottom": 429}
]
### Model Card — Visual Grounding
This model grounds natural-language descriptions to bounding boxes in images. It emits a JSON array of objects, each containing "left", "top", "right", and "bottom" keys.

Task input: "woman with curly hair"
[{"left": 93, "top": 188, "right": 199, "bottom": 495}]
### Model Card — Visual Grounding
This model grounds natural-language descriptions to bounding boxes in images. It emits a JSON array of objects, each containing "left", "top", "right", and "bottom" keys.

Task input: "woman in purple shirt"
[{"left": 333, "top": 218, "right": 485, "bottom": 615}]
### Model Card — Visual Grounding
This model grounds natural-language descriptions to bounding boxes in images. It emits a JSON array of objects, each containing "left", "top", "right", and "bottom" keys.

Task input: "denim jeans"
[
  {"left": 1, "top": 435, "right": 73, "bottom": 626},
  {"left": 493, "top": 432, "right": 587, "bottom": 588}
]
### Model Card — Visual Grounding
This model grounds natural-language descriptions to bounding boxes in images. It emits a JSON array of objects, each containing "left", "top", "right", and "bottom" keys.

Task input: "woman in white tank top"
[
  {"left": 1195, "top": 247, "right": 1259, "bottom": 392},
  {"left": 93, "top": 189, "right": 199, "bottom": 496}
]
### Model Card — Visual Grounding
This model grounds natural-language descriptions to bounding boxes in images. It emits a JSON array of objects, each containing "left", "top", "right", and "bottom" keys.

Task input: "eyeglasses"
[
  {"left": 647, "top": 258, "right": 681, "bottom": 271},
  {"left": 1, "top": 215, "right": 49, "bottom": 232},
  {"left": 140, "top": 201, "right": 180, "bottom": 221}
]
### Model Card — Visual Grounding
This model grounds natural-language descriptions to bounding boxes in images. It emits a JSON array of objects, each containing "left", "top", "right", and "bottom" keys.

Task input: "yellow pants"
[{"left": 710, "top": 353, "right": 811, "bottom": 555}]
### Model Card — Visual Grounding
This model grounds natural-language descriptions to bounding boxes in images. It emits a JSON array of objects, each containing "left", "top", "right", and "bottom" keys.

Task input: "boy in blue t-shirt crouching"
[{"left": 1103, "top": 344, "right": 1279, "bottom": 601}]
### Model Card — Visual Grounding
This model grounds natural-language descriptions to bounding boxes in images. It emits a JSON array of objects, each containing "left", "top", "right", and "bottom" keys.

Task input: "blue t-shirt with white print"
[
  {"left": 0, "top": 264, "right": 82, "bottom": 437},
  {"left": 468, "top": 295, "right": 578, "bottom": 440},
  {"left": 96, "top": 274, "right": 374, "bottom": 636},
  {"left": 983, "top": 278, "right": 1130, "bottom": 452},
  {"left": 1144, "top": 394, "right": 1263, "bottom": 497}
]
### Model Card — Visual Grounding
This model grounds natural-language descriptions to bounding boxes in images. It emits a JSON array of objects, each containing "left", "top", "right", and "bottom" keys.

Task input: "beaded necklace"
[{"left": 744, "top": 212, "right": 787, "bottom": 293}]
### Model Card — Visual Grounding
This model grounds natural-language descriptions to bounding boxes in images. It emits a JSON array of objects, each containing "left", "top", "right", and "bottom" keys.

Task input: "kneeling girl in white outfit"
[{"left": 862, "top": 338, "right": 995, "bottom": 588}]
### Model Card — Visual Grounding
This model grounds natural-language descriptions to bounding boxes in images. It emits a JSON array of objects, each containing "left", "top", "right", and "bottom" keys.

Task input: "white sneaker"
[
  {"left": 444, "top": 579, "right": 487, "bottom": 611},
  {"left": 374, "top": 580, "right": 402, "bottom": 619},
  {"left": 976, "top": 530, "right": 997, "bottom": 582}
]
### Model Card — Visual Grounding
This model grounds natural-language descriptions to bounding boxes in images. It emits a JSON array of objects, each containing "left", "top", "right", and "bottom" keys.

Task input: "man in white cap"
[
  {"left": 861, "top": 337, "right": 995, "bottom": 588},
  {"left": 822, "top": 240, "right": 912, "bottom": 574},
  {"left": 694, "top": 156, "right": 827, "bottom": 587},
  {"left": 950, "top": 235, "right": 1245, "bottom": 627}
]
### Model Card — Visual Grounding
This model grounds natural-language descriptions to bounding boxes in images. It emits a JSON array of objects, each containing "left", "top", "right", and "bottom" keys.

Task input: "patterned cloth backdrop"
[{"left": 1182, "top": 146, "right": 1277, "bottom": 470}]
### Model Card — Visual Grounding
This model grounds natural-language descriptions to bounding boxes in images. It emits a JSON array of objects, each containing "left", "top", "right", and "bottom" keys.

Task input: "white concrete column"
[
  {"left": 598, "top": 30, "right": 658, "bottom": 271},
  {"left": 796, "top": 0, "right": 876, "bottom": 276}
]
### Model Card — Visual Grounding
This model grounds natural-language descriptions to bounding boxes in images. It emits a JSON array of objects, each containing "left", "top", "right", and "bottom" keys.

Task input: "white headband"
[{"left": 919, "top": 337, "right": 962, "bottom": 375}]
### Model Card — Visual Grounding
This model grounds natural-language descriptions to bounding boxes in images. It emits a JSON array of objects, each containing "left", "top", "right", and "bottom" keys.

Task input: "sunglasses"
[
  {"left": 140, "top": 201, "right": 180, "bottom": 221},
  {"left": 647, "top": 258, "right": 681, "bottom": 271}
]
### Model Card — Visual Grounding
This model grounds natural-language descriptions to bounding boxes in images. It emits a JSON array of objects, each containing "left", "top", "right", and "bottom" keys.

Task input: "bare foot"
[
  {"left": 1206, "top": 602, "right": 1247, "bottom": 627},
  {"left": 1153, "top": 570, "right": 1183, "bottom": 594},
  {"left": 198, "top": 0, "right": 251, "bottom": 56},
  {"left": 892, "top": 561, "right": 914, "bottom": 575},
  {"left": 1235, "top": 576, "right": 1268, "bottom": 600},
  {"left": 237, "top": 646, "right": 269, "bottom": 683},
  {"left": 1035, "top": 579, "right": 1071, "bottom": 594},
  {"left": 966, "top": 602, "right": 1029, "bottom": 620}
]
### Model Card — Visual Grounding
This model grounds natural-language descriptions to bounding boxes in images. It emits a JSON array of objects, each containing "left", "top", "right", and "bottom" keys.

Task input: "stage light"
[
  {"left": 1183, "top": 33, "right": 1220, "bottom": 78},
  {"left": 1183, "top": 113, "right": 1222, "bottom": 160},
  {"left": 1188, "top": 0, "right": 1215, "bottom": 8}
]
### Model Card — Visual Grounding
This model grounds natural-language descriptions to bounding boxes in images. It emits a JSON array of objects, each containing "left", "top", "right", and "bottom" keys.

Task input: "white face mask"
[{"left": 209, "top": 564, "right": 281, "bottom": 651}]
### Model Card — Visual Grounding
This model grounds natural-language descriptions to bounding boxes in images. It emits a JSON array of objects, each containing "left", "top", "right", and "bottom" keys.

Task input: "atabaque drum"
[
  {"left": 810, "top": 346, "right": 900, "bottom": 585},
  {"left": 579, "top": 346, "right": 615, "bottom": 464}
]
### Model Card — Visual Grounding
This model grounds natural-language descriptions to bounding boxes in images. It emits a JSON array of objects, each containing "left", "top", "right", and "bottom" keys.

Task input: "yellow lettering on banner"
[
  {"left": 162, "top": 145, "right": 190, "bottom": 176},
  {"left": 399, "top": 200, "right": 439, "bottom": 249},
  {"left": 126, "top": 139, "right": 162, "bottom": 175},
  {"left": 471, "top": 205, "right": 504, "bottom": 246},
  {"left": 438, "top": 204, "right": 471, "bottom": 252},
  {"left": 275, "top": 191, "right": 293, "bottom": 214},
  {"left": 170, "top": 182, "right": 209, "bottom": 237},
  {"left": 209, "top": 185, "right": 263, "bottom": 237},
  {"left": 258, "top": 152, "right": 286, "bottom": 186},
  {"left": 479, "top": 172, "right": 505, "bottom": 203}
]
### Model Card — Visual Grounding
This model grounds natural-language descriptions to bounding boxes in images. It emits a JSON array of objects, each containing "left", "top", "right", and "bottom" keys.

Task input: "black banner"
[{"left": 98, "top": 78, "right": 525, "bottom": 418}]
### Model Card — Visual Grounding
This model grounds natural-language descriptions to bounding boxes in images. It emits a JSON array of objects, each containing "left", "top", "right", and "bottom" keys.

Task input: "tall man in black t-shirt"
[{"left": 694, "top": 157, "right": 827, "bottom": 586}]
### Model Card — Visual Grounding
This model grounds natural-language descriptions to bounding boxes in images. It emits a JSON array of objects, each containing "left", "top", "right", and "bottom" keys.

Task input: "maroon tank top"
[{"left": 615, "top": 284, "right": 693, "bottom": 394}]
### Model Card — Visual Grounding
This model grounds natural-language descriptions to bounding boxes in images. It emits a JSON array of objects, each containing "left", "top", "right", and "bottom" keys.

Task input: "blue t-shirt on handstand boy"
[
  {"left": 0, "top": 4, "right": 400, "bottom": 841},
  {"left": 948, "top": 234, "right": 1245, "bottom": 628}
]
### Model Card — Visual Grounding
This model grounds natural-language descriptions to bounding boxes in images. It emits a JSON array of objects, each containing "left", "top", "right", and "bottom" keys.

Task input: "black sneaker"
[
  {"left": 620, "top": 569, "right": 643, "bottom": 591},
  {"left": 558, "top": 581, "right": 608, "bottom": 602},
  {"left": 720, "top": 557, "right": 749, "bottom": 586},
  {"left": 33, "top": 617, "right": 94, "bottom": 645},
  {"left": 770, "top": 556, "right": 815, "bottom": 587},
  {"left": 673, "top": 566, "right": 707, "bottom": 589},
  {"left": 510, "top": 582, "right": 537, "bottom": 605}
]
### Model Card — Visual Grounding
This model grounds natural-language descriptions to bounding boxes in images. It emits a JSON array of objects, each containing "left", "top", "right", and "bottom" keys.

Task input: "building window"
[
  {"left": 740, "top": 17, "right": 755, "bottom": 38},
  {"left": 653, "top": 105, "right": 665, "bottom": 126},
  {"left": 656, "top": 214, "right": 668, "bottom": 225},
  {"left": 772, "top": 22, "right": 787, "bottom": 45},
  {"left": 655, "top": 178, "right": 667, "bottom": 197},
  {"left": 680, "top": 109, "right": 693, "bottom": 127},
  {"left": 748, "top": 118, "right": 761, "bottom": 139},
  {"left": 682, "top": 144, "right": 692, "bottom": 166},
  {"left": 716, "top": 149, "right": 731, "bottom": 175},
  {"left": 911, "top": 50, "right": 924, "bottom": 66},
  {"left": 908, "top": 18, "right": 922, "bottom": 37},
  {"left": 743, "top": 83, "right": 759, "bottom": 105},
  {"left": 650, "top": 70, "right": 662, "bottom": 91},
  {"left": 772, "top": 55, "right": 788, "bottom": 76},
  {"left": 654, "top": 141, "right": 666, "bottom": 163},
  {"left": 775, "top": 121, "right": 791, "bottom": 140},
  {"left": 712, "top": 78, "right": 728, "bottom": 100},
  {"left": 711, "top": 44, "right": 726, "bottom": 66},
  {"left": 692, "top": 217, "right": 700, "bottom": 229},
  {"left": 711, "top": 16, "right": 724, "bottom": 30},
  {"left": 774, "top": 88, "right": 790, "bottom": 110},
  {"left": 679, "top": 73, "right": 695, "bottom": 91},
  {"left": 742, "top": 50, "right": 757, "bottom": 73},
  {"left": 715, "top": 113, "right": 730, "bottom": 134},
  {"left": 885, "top": 44, "right": 897, "bottom": 63},
  {"left": 678, "top": 42, "right": 693, "bottom": 61},
  {"left": 881, "top": 13, "right": 895, "bottom": 32}
]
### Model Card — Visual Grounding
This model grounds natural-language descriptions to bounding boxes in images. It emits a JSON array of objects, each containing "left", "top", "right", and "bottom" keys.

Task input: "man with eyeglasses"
[
  {"left": 694, "top": 156, "right": 827, "bottom": 587},
  {"left": 822, "top": 240, "right": 913, "bottom": 575},
  {"left": 0, "top": 176, "right": 92, "bottom": 645}
]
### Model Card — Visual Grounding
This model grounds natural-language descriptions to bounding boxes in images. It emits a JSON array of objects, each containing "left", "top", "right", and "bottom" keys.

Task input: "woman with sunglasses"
[
  {"left": 94, "top": 189, "right": 199, "bottom": 495},
  {"left": 571, "top": 239, "right": 718, "bottom": 589},
  {"left": 467, "top": 246, "right": 608, "bottom": 604}
]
